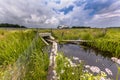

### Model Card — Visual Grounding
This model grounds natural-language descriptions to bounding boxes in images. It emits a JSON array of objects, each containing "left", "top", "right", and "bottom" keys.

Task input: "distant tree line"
[
  {"left": 57, "top": 25, "right": 91, "bottom": 29},
  {"left": 71, "top": 26, "right": 91, "bottom": 29},
  {"left": 0, "top": 23, "right": 27, "bottom": 28},
  {"left": 107, "top": 27, "right": 120, "bottom": 29}
]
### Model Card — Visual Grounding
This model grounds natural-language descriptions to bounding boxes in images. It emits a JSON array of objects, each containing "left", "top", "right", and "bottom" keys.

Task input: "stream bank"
[
  {"left": 41, "top": 33, "right": 120, "bottom": 79},
  {"left": 58, "top": 43, "right": 120, "bottom": 80}
]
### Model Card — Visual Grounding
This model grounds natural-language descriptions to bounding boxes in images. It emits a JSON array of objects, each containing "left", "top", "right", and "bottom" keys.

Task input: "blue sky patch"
[
  {"left": 74, "top": 0, "right": 86, "bottom": 6},
  {"left": 84, "top": 0, "right": 116, "bottom": 16},
  {"left": 59, "top": 5, "right": 74, "bottom": 15},
  {"left": 55, "top": 0, "right": 61, "bottom": 4},
  {"left": 44, "top": 0, "right": 60, "bottom": 5}
]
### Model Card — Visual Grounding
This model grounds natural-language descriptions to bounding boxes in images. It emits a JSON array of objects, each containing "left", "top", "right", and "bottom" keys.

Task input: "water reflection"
[
  {"left": 58, "top": 43, "right": 120, "bottom": 80},
  {"left": 82, "top": 46, "right": 112, "bottom": 58}
]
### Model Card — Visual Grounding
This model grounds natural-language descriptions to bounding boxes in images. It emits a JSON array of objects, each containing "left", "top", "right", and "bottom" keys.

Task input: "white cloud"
[
  {"left": 56, "top": 3, "right": 92, "bottom": 26},
  {"left": 85, "top": 0, "right": 120, "bottom": 27},
  {"left": 93, "top": 11, "right": 120, "bottom": 20},
  {"left": 98, "top": 0, "right": 120, "bottom": 14},
  {"left": 0, "top": 0, "right": 120, "bottom": 28},
  {"left": 0, "top": 0, "right": 57, "bottom": 27},
  {"left": 25, "top": 14, "right": 47, "bottom": 24},
  {"left": 45, "top": 17, "right": 59, "bottom": 24}
]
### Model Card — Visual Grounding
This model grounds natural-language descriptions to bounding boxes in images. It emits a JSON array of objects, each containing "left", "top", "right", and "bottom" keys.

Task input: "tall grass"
[
  {"left": 87, "top": 39, "right": 120, "bottom": 57},
  {"left": 51, "top": 28, "right": 107, "bottom": 40},
  {"left": 49, "top": 28, "right": 120, "bottom": 58},
  {"left": 0, "top": 30, "right": 35, "bottom": 65},
  {"left": 56, "top": 53, "right": 83, "bottom": 80},
  {"left": 56, "top": 53, "right": 110, "bottom": 80},
  {"left": 22, "top": 37, "right": 49, "bottom": 80},
  {"left": 86, "top": 29, "right": 120, "bottom": 57},
  {"left": 0, "top": 29, "right": 49, "bottom": 80}
]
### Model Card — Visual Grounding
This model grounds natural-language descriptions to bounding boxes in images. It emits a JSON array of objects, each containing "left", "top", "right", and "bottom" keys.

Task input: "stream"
[{"left": 58, "top": 43, "right": 120, "bottom": 80}]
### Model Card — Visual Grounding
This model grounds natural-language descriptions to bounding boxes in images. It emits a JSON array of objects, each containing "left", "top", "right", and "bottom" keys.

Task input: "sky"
[{"left": 0, "top": 0, "right": 120, "bottom": 28}]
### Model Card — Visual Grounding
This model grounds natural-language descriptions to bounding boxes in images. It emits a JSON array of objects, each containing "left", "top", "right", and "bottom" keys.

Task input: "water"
[{"left": 58, "top": 43, "right": 120, "bottom": 79}]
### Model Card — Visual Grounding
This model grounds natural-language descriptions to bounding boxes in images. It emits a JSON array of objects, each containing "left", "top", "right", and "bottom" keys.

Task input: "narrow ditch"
[{"left": 58, "top": 43, "right": 120, "bottom": 80}]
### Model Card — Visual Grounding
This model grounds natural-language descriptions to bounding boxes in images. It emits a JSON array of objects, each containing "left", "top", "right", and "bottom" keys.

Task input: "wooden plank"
[
  {"left": 61, "top": 40, "right": 93, "bottom": 42},
  {"left": 40, "top": 37, "right": 49, "bottom": 45},
  {"left": 39, "top": 33, "right": 51, "bottom": 37}
]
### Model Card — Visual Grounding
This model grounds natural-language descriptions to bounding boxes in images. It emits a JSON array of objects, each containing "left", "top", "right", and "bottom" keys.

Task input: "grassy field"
[
  {"left": 0, "top": 28, "right": 120, "bottom": 80},
  {"left": 39, "top": 28, "right": 120, "bottom": 80},
  {"left": 0, "top": 29, "right": 49, "bottom": 80},
  {"left": 45, "top": 28, "right": 120, "bottom": 58}
]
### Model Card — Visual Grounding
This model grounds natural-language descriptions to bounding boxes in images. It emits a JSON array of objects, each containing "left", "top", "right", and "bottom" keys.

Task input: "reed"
[{"left": 0, "top": 29, "right": 49, "bottom": 80}]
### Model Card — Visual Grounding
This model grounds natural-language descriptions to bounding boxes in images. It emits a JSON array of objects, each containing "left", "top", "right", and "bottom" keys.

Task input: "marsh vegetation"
[
  {"left": 0, "top": 29, "right": 49, "bottom": 80},
  {"left": 0, "top": 28, "right": 120, "bottom": 80},
  {"left": 50, "top": 28, "right": 120, "bottom": 58}
]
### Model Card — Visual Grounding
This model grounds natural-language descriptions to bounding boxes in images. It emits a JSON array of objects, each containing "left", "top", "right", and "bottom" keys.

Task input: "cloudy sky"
[{"left": 0, "top": 0, "right": 120, "bottom": 28}]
